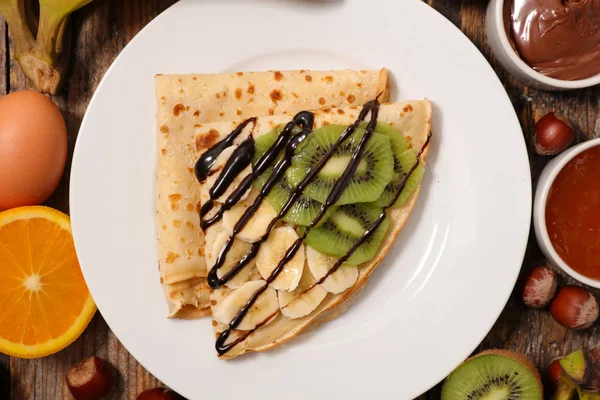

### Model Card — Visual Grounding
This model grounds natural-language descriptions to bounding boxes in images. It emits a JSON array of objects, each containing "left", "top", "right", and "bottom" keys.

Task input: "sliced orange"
[{"left": 0, "top": 206, "right": 96, "bottom": 358}]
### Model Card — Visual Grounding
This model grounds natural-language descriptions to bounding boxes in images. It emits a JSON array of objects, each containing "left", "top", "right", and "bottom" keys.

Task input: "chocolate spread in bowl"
[{"left": 505, "top": 0, "right": 600, "bottom": 80}]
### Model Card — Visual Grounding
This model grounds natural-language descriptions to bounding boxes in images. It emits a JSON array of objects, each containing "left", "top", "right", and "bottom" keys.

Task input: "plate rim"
[{"left": 70, "top": 0, "right": 532, "bottom": 398}]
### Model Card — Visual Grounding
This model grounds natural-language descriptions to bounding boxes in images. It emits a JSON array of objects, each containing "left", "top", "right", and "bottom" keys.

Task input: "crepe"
[
  {"left": 196, "top": 100, "right": 431, "bottom": 358},
  {"left": 156, "top": 69, "right": 389, "bottom": 318}
]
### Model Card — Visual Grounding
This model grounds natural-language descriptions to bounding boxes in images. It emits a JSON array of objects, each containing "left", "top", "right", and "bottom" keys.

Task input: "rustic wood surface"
[{"left": 0, "top": 0, "right": 598, "bottom": 398}]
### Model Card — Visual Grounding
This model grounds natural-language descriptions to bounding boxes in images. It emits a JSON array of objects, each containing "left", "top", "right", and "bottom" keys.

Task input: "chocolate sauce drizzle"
[
  {"left": 210, "top": 101, "right": 381, "bottom": 355},
  {"left": 195, "top": 100, "right": 430, "bottom": 356}
]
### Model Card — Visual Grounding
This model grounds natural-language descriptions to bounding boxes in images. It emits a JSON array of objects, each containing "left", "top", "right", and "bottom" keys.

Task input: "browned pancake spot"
[
  {"left": 268, "top": 108, "right": 274, "bottom": 115},
  {"left": 161, "top": 225, "right": 167, "bottom": 231},
  {"left": 197, "top": 247, "right": 204, "bottom": 256},
  {"left": 305, "top": 75, "right": 312, "bottom": 82},
  {"left": 215, "top": 93, "right": 221, "bottom": 99},
  {"left": 185, "top": 221, "right": 195, "bottom": 229},
  {"left": 212, "top": 320, "right": 218, "bottom": 327},
  {"left": 193, "top": 110, "right": 200, "bottom": 117},
  {"left": 187, "top": 167, "right": 194, "bottom": 174},
  {"left": 337, "top": 109, "right": 345, "bottom": 115},
  {"left": 196, "top": 201, "right": 202, "bottom": 213},
  {"left": 400, "top": 113, "right": 405, "bottom": 118},
  {"left": 347, "top": 94, "right": 355, "bottom": 104},
  {"left": 274, "top": 71, "right": 284, "bottom": 81},
  {"left": 165, "top": 252, "right": 180, "bottom": 264},
  {"left": 186, "top": 203, "right": 194, "bottom": 212},
  {"left": 161, "top": 149, "right": 167, "bottom": 156},
  {"left": 292, "top": 92, "right": 299, "bottom": 99},
  {"left": 160, "top": 125, "right": 169, "bottom": 133},
  {"left": 178, "top": 78, "right": 182, "bottom": 83},
  {"left": 218, "top": 112, "right": 224, "bottom": 117},
  {"left": 403, "top": 106, "right": 409, "bottom": 113},
  {"left": 179, "top": 89, "right": 184, "bottom": 94},
  {"left": 247, "top": 84, "right": 255, "bottom": 94},
  {"left": 408, "top": 104, "right": 414, "bottom": 112},
  {"left": 235, "top": 88, "right": 242, "bottom": 99},
  {"left": 237, "top": 110, "right": 242, "bottom": 116},
  {"left": 179, "top": 237, "right": 185, "bottom": 243},
  {"left": 173, "top": 220, "right": 182, "bottom": 228},
  {"left": 210, "top": 300, "right": 217, "bottom": 306},
  {"left": 236, "top": 72, "right": 243, "bottom": 76},
  {"left": 222, "top": 91, "right": 227, "bottom": 97},
  {"left": 323, "top": 121, "right": 330, "bottom": 126},
  {"left": 168, "top": 194, "right": 182, "bottom": 210},
  {"left": 322, "top": 108, "right": 331, "bottom": 113},
  {"left": 193, "top": 76, "right": 197, "bottom": 80},
  {"left": 318, "top": 97, "right": 325, "bottom": 105},
  {"left": 196, "top": 128, "right": 220, "bottom": 150},
  {"left": 270, "top": 89, "right": 282, "bottom": 103},
  {"left": 300, "top": 69, "right": 305, "bottom": 73},
  {"left": 356, "top": 83, "right": 362, "bottom": 88},
  {"left": 339, "top": 90, "right": 346, "bottom": 97},
  {"left": 172, "top": 103, "right": 185, "bottom": 116},
  {"left": 322, "top": 75, "right": 334, "bottom": 83}
]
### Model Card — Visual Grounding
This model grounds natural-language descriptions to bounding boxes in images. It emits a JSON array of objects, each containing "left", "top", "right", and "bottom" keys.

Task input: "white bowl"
[
  {"left": 534, "top": 138, "right": 600, "bottom": 288},
  {"left": 486, "top": 0, "right": 600, "bottom": 91}
]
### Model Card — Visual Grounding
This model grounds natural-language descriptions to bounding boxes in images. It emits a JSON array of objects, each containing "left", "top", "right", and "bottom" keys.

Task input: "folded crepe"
[
  {"left": 156, "top": 69, "right": 389, "bottom": 318},
  {"left": 193, "top": 100, "right": 431, "bottom": 359}
]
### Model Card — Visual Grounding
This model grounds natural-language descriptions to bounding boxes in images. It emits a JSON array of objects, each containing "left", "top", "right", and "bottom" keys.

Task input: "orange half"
[{"left": 0, "top": 206, "right": 96, "bottom": 358}]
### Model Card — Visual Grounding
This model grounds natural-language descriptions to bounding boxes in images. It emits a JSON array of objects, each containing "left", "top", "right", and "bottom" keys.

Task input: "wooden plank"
[
  {"left": 0, "top": 14, "right": 9, "bottom": 400},
  {"left": 2, "top": 0, "right": 598, "bottom": 398},
  {"left": 452, "top": 0, "right": 600, "bottom": 390},
  {"left": 4, "top": 1, "right": 174, "bottom": 399}
]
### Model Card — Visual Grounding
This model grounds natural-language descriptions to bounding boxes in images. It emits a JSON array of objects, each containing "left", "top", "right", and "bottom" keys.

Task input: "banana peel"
[
  {"left": 552, "top": 349, "right": 600, "bottom": 400},
  {"left": 0, "top": 0, "right": 95, "bottom": 94}
]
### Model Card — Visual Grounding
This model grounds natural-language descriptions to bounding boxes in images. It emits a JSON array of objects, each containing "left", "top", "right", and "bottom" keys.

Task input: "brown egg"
[{"left": 0, "top": 90, "right": 67, "bottom": 210}]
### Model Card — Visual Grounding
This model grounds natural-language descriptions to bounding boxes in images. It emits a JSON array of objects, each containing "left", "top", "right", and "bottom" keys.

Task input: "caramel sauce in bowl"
[{"left": 534, "top": 138, "right": 600, "bottom": 288}]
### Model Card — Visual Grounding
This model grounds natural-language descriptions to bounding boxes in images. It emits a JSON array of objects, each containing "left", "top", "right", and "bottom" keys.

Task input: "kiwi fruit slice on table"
[
  {"left": 304, "top": 204, "right": 390, "bottom": 266},
  {"left": 441, "top": 349, "right": 543, "bottom": 400},
  {"left": 287, "top": 124, "right": 394, "bottom": 205}
]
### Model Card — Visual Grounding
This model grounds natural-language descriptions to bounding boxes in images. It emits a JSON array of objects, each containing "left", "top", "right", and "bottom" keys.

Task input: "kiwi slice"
[
  {"left": 441, "top": 350, "right": 543, "bottom": 400},
  {"left": 304, "top": 204, "right": 390, "bottom": 266},
  {"left": 254, "top": 169, "right": 334, "bottom": 226},
  {"left": 252, "top": 125, "right": 285, "bottom": 165},
  {"left": 287, "top": 124, "right": 394, "bottom": 205},
  {"left": 252, "top": 127, "right": 332, "bottom": 226},
  {"left": 370, "top": 150, "right": 424, "bottom": 208},
  {"left": 362, "top": 122, "right": 424, "bottom": 208}
]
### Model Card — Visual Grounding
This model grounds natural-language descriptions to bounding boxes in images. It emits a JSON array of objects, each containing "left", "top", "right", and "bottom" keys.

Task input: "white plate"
[{"left": 70, "top": 0, "right": 531, "bottom": 398}]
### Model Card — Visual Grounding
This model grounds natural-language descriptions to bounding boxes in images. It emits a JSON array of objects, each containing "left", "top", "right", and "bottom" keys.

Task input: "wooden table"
[{"left": 0, "top": 0, "right": 598, "bottom": 398}]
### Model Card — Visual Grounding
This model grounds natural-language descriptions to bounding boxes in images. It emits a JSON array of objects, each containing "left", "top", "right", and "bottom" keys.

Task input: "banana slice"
[
  {"left": 222, "top": 196, "right": 278, "bottom": 243},
  {"left": 208, "top": 231, "right": 255, "bottom": 289},
  {"left": 214, "top": 280, "right": 279, "bottom": 330},
  {"left": 257, "top": 226, "right": 304, "bottom": 291},
  {"left": 204, "top": 222, "right": 224, "bottom": 258},
  {"left": 278, "top": 266, "right": 327, "bottom": 319},
  {"left": 306, "top": 246, "right": 358, "bottom": 294},
  {"left": 201, "top": 145, "right": 251, "bottom": 204}
]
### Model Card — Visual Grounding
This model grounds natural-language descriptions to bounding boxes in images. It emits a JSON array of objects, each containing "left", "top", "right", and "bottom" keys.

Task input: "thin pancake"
[
  {"left": 156, "top": 69, "right": 389, "bottom": 318},
  {"left": 201, "top": 100, "right": 431, "bottom": 358}
]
